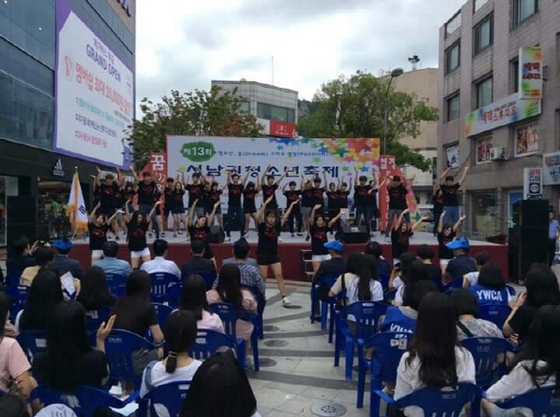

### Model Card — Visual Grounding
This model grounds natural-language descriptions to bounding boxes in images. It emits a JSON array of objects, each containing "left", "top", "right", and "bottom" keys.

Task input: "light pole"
[{"left": 382, "top": 68, "right": 404, "bottom": 155}]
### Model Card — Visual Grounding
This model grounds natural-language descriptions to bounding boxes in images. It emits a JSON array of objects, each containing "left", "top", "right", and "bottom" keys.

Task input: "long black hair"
[
  {"left": 44, "top": 301, "right": 92, "bottom": 392},
  {"left": 216, "top": 264, "right": 244, "bottom": 314},
  {"left": 347, "top": 252, "right": 373, "bottom": 301},
  {"left": 180, "top": 352, "right": 257, "bottom": 417},
  {"left": 0, "top": 292, "right": 11, "bottom": 338},
  {"left": 477, "top": 263, "right": 506, "bottom": 289},
  {"left": 20, "top": 270, "right": 64, "bottom": 331},
  {"left": 76, "top": 266, "right": 115, "bottom": 311},
  {"left": 164, "top": 310, "right": 197, "bottom": 374},
  {"left": 111, "top": 270, "right": 152, "bottom": 332},
  {"left": 180, "top": 275, "right": 213, "bottom": 321},
  {"left": 406, "top": 292, "right": 460, "bottom": 388},
  {"left": 525, "top": 263, "right": 560, "bottom": 308}
]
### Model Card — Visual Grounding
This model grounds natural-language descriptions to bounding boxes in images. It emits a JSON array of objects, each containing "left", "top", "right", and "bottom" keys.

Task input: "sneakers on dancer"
[
  {"left": 225, "top": 236, "right": 231, "bottom": 242},
  {"left": 305, "top": 235, "right": 310, "bottom": 242},
  {"left": 282, "top": 296, "right": 291, "bottom": 306},
  {"left": 278, "top": 237, "right": 283, "bottom": 242},
  {"left": 297, "top": 232, "right": 303, "bottom": 236},
  {"left": 291, "top": 233, "right": 295, "bottom": 237}
]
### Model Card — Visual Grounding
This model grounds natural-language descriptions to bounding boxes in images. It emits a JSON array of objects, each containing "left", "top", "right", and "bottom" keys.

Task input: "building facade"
[
  {"left": 438, "top": 0, "right": 560, "bottom": 239},
  {"left": 0, "top": 0, "right": 136, "bottom": 246},
  {"left": 211, "top": 80, "right": 298, "bottom": 138}
]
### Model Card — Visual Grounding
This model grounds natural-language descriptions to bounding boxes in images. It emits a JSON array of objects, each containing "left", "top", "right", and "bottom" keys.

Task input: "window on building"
[
  {"left": 257, "top": 102, "right": 295, "bottom": 123},
  {"left": 446, "top": 94, "right": 460, "bottom": 121},
  {"left": 514, "top": 123, "right": 539, "bottom": 157},
  {"left": 472, "top": 190, "right": 499, "bottom": 235},
  {"left": 514, "top": 0, "right": 539, "bottom": 27},
  {"left": 511, "top": 58, "right": 519, "bottom": 93},
  {"left": 446, "top": 42, "right": 461, "bottom": 74},
  {"left": 445, "top": 11, "right": 462, "bottom": 37},
  {"left": 474, "top": 0, "right": 490, "bottom": 12},
  {"left": 474, "top": 15, "right": 493, "bottom": 54},
  {"left": 239, "top": 101, "right": 250, "bottom": 113},
  {"left": 476, "top": 76, "right": 493, "bottom": 108},
  {"left": 475, "top": 135, "right": 493, "bottom": 164}
]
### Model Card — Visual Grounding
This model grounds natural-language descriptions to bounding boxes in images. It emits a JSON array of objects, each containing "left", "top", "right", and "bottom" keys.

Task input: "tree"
[
  {"left": 127, "top": 86, "right": 263, "bottom": 167},
  {"left": 297, "top": 70, "right": 438, "bottom": 171}
]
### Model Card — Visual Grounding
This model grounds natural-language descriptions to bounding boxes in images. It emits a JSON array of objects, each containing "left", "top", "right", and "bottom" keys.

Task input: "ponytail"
[{"left": 166, "top": 351, "right": 178, "bottom": 374}]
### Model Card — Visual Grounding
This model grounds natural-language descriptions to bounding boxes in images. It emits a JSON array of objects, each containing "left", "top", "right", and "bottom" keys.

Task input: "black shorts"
[
  {"left": 244, "top": 203, "right": 257, "bottom": 214},
  {"left": 164, "top": 203, "right": 173, "bottom": 216},
  {"left": 257, "top": 254, "right": 281, "bottom": 266}
]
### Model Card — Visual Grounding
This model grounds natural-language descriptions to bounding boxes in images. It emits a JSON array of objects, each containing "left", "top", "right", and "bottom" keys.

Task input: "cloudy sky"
[{"left": 136, "top": 0, "right": 465, "bottom": 102}]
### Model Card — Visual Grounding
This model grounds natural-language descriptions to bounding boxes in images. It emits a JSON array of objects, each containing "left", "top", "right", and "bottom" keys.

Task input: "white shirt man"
[{"left": 140, "top": 239, "right": 181, "bottom": 279}]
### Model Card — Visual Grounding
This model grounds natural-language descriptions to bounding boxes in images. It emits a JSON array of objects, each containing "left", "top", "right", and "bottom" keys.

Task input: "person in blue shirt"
[
  {"left": 469, "top": 263, "right": 512, "bottom": 307},
  {"left": 92, "top": 241, "right": 132, "bottom": 277},
  {"left": 549, "top": 209, "right": 559, "bottom": 266}
]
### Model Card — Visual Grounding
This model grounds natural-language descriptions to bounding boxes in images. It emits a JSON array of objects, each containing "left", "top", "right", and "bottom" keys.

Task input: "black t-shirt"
[
  {"left": 188, "top": 226, "right": 214, "bottom": 259},
  {"left": 228, "top": 184, "right": 244, "bottom": 206},
  {"left": 388, "top": 184, "right": 408, "bottom": 210},
  {"left": 354, "top": 185, "right": 371, "bottom": 207},
  {"left": 310, "top": 225, "right": 328, "bottom": 255},
  {"left": 164, "top": 186, "right": 174, "bottom": 205},
  {"left": 441, "top": 183, "right": 460, "bottom": 206},
  {"left": 337, "top": 190, "right": 350, "bottom": 208},
  {"left": 127, "top": 220, "right": 149, "bottom": 251},
  {"left": 508, "top": 305, "right": 538, "bottom": 345},
  {"left": 123, "top": 187, "right": 136, "bottom": 202},
  {"left": 327, "top": 191, "right": 339, "bottom": 210},
  {"left": 137, "top": 181, "right": 156, "bottom": 205},
  {"left": 113, "top": 186, "right": 124, "bottom": 208},
  {"left": 112, "top": 300, "right": 158, "bottom": 337},
  {"left": 366, "top": 188, "right": 378, "bottom": 208},
  {"left": 438, "top": 231, "right": 456, "bottom": 260},
  {"left": 445, "top": 254, "right": 477, "bottom": 278},
  {"left": 89, "top": 223, "right": 110, "bottom": 250},
  {"left": 33, "top": 349, "right": 108, "bottom": 389},
  {"left": 391, "top": 229, "right": 411, "bottom": 260},
  {"left": 99, "top": 183, "right": 118, "bottom": 208},
  {"left": 186, "top": 183, "right": 204, "bottom": 207},
  {"left": 301, "top": 188, "right": 314, "bottom": 207},
  {"left": 257, "top": 222, "right": 281, "bottom": 255},
  {"left": 311, "top": 187, "right": 325, "bottom": 206},
  {"left": 243, "top": 188, "right": 257, "bottom": 208},
  {"left": 261, "top": 184, "right": 279, "bottom": 208},
  {"left": 433, "top": 190, "right": 444, "bottom": 212},
  {"left": 284, "top": 190, "right": 301, "bottom": 208},
  {"left": 203, "top": 189, "right": 221, "bottom": 210},
  {"left": 172, "top": 189, "right": 185, "bottom": 208}
]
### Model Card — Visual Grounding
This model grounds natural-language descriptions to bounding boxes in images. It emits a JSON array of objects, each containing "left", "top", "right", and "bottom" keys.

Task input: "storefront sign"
[
  {"left": 523, "top": 167, "right": 542, "bottom": 199},
  {"left": 543, "top": 152, "right": 560, "bottom": 185},
  {"left": 52, "top": 159, "right": 65, "bottom": 177},
  {"left": 514, "top": 123, "right": 538, "bottom": 157},
  {"left": 464, "top": 93, "right": 541, "bottom": 137},
  {"left": 269, "top": 120, "right": 296, "bottom": 138},
  {"left": 519, "top": 46, "right": 543, "bottom": 100}
]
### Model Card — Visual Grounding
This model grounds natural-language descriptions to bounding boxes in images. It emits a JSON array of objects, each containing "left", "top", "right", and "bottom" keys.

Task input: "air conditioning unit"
[{"left": 490, "top": 147, "right": 505, "bottom": 161}]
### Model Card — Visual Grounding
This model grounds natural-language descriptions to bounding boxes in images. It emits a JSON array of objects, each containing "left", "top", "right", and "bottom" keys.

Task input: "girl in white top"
[
  {"left": 179, "top": 275, "right": 224, "bottom": 333},
  {"left": 482, "top": 305, "right": 560, "bottom": 417},
  {"left": 394, "top": 292, "right": 476, "bottom": 417},
  {"left": 462, "top": 252, "right": 489, "bottom": 288},
  {"left": 329, "top": 252, "right": 383, "bottom": 303}
]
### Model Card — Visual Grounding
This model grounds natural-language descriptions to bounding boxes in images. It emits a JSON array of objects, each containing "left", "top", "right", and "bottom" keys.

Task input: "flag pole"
[{"left": 70, "top": 166, "right": 78, "bottom": 241}]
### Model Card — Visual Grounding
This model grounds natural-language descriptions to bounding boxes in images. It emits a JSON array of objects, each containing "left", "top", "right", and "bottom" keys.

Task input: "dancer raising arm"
[
  {"left": 256, "top": 196, "right": 298, "bottom": 306},
  {"left": 187, "top": 199, "right": 219, "bottom": 266},
  {"left": 124, "top": 200, "right": 159, "bottom": 269},
  {"left": 88, "top": 203, "right": 118, "bottom": 263},
  {"left": 309, "top": 204, "right": 342, "bottom": 273}
]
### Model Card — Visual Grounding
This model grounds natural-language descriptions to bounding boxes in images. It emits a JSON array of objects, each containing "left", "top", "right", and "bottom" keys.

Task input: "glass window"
[
  {"left": 474, "top": 0, "right": 490, "bottom": 12},
  {"left": 514, "top": 0, "right": 538, "bottom": 26},
  {"left": 474, "top": 15, "right": 493, "bottom": 54},
  {"left": 472, "top": 191, "right": 499, "bottom": 235},
  {"left": 446, "top": 43, "right": 460, "bottom": 74},
  {"left": 445, "top": 12, "right": 462, "bottom": 37},
  {"left": 475, "top": 136, "right": 493, "bottom": 164},
  {"left": 511, "top": 58, "right": 519, "bottom": 93},
  {"left": 476, "top": 77, "right": 493, "bottom": 108},
  {"left": 446, "top": 94, "right": 460, "bottom": 121},
  {"left": 257, "top": 102, "right": 296, "bottom": 123},
  {"left": 239, "top": 101, "right": 250, "bottom": 113}
]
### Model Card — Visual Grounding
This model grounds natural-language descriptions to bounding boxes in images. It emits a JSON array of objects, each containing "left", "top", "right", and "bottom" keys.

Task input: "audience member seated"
[
  {"left": 207, "top": 264, "right": 257, "bottom": 341},
  {"left": 222, "top": 238, "right": 258, "bottom": 267},
  {"left": 443, "top": 237, "right": 477, "bottom": 283},
  {"left": 140, "top": 239, "right": 181, "bottom": 279},
  {"left": 329, "top": 252, "right": 383, "bottom": 305},
  {"left": 0, "top": 292, "right": 36, "bottom": 400},
  {"left": 140, "top": 310, "right": 201, "bottom": 399},
  {"left": 6, "top": 236, "right": 37, "bottom": 279},
  {"left": 20, "top": 246, "right": 55, "bottom": 286},
  {"left": 379, "top": 280, "right": 438, "bottom": 334},
  {"left": 181, "top": 240, "right": 217, "bottom": 282},
  {"left": 51, "top": 239, "right": 85, "bottom": 280},
  {"left": 92, "top": 241, "right": 132, "bottom": 277},
  {"left": 469, "top": 263, "right": 513, "bottom": 307},
  {"left": 416, "top": 244, "right": 442, "bottom": 282},
  {"left": 76, "top": 266, "right": 116, "bottom": 312},
  {"left": 16, "top": 270, "right": 64, "bottom": 332},
  {"left": 313, "top": 240, "right": 346, "bottom": 300},
  {"left": 388, "top": 252, "right": 416, "bottom": 293},
  {"left": 452, "top": 289, "right": 504, "bottom": 340},
  {"left": 462, "top": 252, "right": 489, "bottom": 288},
  {"left": 33, "top": 301, "right": 114, "bottom": 394},
  {"left": 180, "top": 275, "right": 224, "bottom": 333},
  {"left": 111, "top": 271, "right": 164, "bottom": 374},
  {"left": 482, "top": 305, "right": 560, "bottom": 417},
  {"left": 180, "top": 351, "right": 262, "bottom": 417},
  {"left": 394, "top": 260, "right": 431, "bottom": 305},
  {"left": 394, "top": 292, "right": 476, "bottom": 416},
  {"left": 364, "top": 241, "right": 390, "bottom": 279},
  {"left": 503, "top": 263, "right": 560, "bottom": 346}
]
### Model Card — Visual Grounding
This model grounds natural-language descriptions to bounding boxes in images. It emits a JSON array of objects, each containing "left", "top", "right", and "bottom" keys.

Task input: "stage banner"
[{"left": 166, "top": 136, "right": 380, "bottom": 210}]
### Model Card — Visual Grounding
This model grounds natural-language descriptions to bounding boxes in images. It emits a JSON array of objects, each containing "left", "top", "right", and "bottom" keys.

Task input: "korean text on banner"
[
  {"left": 67, "top": 171, "right": 88, "bottom": 236},
  {"left": 523, "top": 167, "right": 543, "bottom": 199},
  {"left": 543, "top": 152, "right": 560, "bottom": 186},
  {"left": 518, "top": 46, "right": 543, "bottom": 100}
]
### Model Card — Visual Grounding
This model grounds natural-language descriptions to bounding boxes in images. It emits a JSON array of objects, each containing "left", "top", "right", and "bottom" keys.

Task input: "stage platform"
[{"left": 71, "top": 231, "right": 508, "bottom": 281}]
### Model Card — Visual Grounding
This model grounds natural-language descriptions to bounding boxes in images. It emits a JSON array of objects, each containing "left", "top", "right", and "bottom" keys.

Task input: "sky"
[{"left": 136, "top": 0, "right": 466, "bottom": 103}]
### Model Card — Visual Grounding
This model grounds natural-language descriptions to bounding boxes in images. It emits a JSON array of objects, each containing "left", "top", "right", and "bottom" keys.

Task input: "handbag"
[{"left": 334, "top": 274, "right": 348, "bottom": 311}]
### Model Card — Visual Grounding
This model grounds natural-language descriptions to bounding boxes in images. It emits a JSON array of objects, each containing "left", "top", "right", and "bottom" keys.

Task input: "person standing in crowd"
[
  {"left": 326, "top": 180, "right": 340, "bottom": 231},
  {"left": 301, "top": 178, "right": 314, "bottom": 242},
  {"left": 187, "top": 200, "right": 219, "bottom": 266},
  {"left": 243, "top": 179, "right": 259, "bottom": 236},
  {"left": 437, "top": 211, "right": 466, "bottom": 269},
  {"left": 186, "top": 169, "right": 206, "bottom": 220},
  {"left": 440, "top": 166, "right": 469, "bottom": 225},
  {"left": 336, "top": 179, "right": 350, "bottom": 232},
  {"left": 353, "top": 168, "right": 379, "bottom": 237},
  {"left": 171, "top": 174, "right": 188, "bottom": 238},
  {"left": 163, "top": 176, "right": 175, "bottom": 236},
  {"left": 549, "top": 208, "right": 559, "bottom": 266},
  {"left": 225, "top": 170, "right": 250, "bottom": 242},
  {"left": 88, "top": 204, "right": 117, "bottom": 263},
  {"left": 432, "top": 183, "right": 444, "bottom": 237},
  {"left": 124, "top": 201, "right": 159, "bottom": 268},
  {"left": 384, "top": 174, "right": 412, "bottom": 237},
  {"left": 94, "top": 167, "right": 120, "bottom": 239},
  {"left": 260, "top": 165, "right": 287, "bottom": 217},
  {"left": 311, "top": 172, "right": 327, "bottom": 212},
  {"left": 256, "top": 196, "right": 298, "bottom": 306},
  {"left": 205, "top": 179, "right": 223, "bottom": 228},
  {"left": 309, "top": 204, "right": 342, "bottom": 273},
  {"left": 283, "top": 180, "right": 302, "bottom": 238},
  {"left": 131, "top": 168, "right": 161, "bottom": 239}
]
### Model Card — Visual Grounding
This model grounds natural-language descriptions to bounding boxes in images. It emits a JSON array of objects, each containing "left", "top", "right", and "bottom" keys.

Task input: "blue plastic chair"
[
  {"left": 190, "top": 328, "right": 246, "bottom": 369},
  {"left": 32, "top": 385, "right": 139, "bottom": 417},
  {"left": 5, "top": 274, "right": 20, "bottom": 288},
  {"left": 199, "top": 272, "right": 217, "bottom": 291},
  {"left": 479, "top": 304, "right": 511, "bottom": 329},
  {"left": 167, "top": 283, "right": 182, "bottom": 309},
  {"left": 443, "top": 277, "right": 464, "bottom": 294},
  {"left": 6, "top": 285, "right": 28, "bottom": 321},
  {"left": 104, "top": 273, "right": 128, "bottom": 295},
  {"left": 326, "top": 290, "right": 347, "bottom": 344},
  {"left": 379, "top": 274, "right": 390, "bottom": 292},
  {"left": 357, "top": 332, "right": 412, "bottom": 409},
  {"left": 85, "top": 306, "right": 113, "bottom": 333},
  {"left": 494, "top": 386, "right": 560, "bottom": 416},
  {"left": 149, "top": 272, "right": 180, "bottom": 303},
  {"left": 152, "top": 303, "right": 174, "bottom": 329},
  {"left": 137, "top": 380, "right": 191, "bottom": 417},
  {"left": 18, "top": 329, "right": 48, "bottom": 359},
  {"left": 461, "top": 337, "right": 511, "bottom": 389},
  {"left": 333, "top": 301, "right": 387, "bottom": 381},
  {"left": 244, "top": 285, "right": 266, "bottom": 340},
  {"left": 309, "top": 274, "right": 338, "bottom": 325},
  {"left": 104, "top": 329, "right": 160, "bottom": 388},
  {"left": 384, "top": 289, "right": 397, "bottom": 303},
  {"left": 210, "top": 303, "right": 259, "bottom": 371}
]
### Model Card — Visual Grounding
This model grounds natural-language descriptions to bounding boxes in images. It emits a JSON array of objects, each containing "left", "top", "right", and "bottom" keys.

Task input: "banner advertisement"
[
  {"left": 518, "top": 46, "right": 543, "bottom": 100},
  {"left": 464, "top": 93, "right": 541, "bottom": 137},
  {"left": 523, "top": 167, "right": 543, "bottom": 199},
  {"left": 166, "top": 136, "right": 380, "bottom": 210},
  {"left": 543, "top": 152, "right": 560, "bottom": 185},
  {"left": 514, "top": 123, "right": 539, "bottom": 157},
  {"left": 55, "top": 0, "right": 134, "bottom": 168}
]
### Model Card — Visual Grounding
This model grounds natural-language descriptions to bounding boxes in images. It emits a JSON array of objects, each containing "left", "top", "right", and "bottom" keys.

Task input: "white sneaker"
[
  {"left": 278, "top": 237, "right": 283, "bottom": 242},
  {"left": 282, "top": 296, "right": 291, "bottom": 306},
  {"left": 225, "top": 237, "right": 231, "bottom": 242}
]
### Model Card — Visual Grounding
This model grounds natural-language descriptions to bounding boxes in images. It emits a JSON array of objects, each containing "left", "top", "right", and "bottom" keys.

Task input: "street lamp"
[{"left": 382, "top": 68, "right": 404, "bottom": 155}]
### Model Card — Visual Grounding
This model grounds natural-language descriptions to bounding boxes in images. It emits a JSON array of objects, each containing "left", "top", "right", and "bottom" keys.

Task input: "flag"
[{"left": 67, "top": 171, "right": 88, "bottom": 237}]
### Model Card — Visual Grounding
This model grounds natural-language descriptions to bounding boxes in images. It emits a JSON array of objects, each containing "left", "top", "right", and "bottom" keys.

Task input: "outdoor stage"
[{"left": 71, "top": 231, "right": 508, "bottom": 281}]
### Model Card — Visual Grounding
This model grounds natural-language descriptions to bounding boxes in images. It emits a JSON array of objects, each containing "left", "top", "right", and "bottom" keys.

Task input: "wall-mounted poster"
[
  {"left": 515, "top": 123, "right": 539, "bottom": 157},
  {"left": 446, "top": 145, "right": 459, "bottom": 168},
  {"left": 476, "top": 136, "right": 493, "bottom": 164}
]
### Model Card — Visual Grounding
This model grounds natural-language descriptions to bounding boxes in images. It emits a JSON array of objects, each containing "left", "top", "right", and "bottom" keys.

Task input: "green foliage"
[
  {"left": 297, "top": 70, "right": 438, "bottom": 171},
  {"left": 127, "top": 87, "right": 263, "bottom": 168}
]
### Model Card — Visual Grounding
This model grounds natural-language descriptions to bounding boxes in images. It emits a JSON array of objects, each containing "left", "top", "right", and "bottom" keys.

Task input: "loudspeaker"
[
  {"left": 338, "top": 224, "right": 369, "bottom": 244},
  {"left": 508, "top": 225, "right": 549, "bottom": 283},
  {"left": 512, "top": 199, "right": 549, "bottom": 228},
  {"left": 208, "top": 225, "right": 225, "bottom": 244}
]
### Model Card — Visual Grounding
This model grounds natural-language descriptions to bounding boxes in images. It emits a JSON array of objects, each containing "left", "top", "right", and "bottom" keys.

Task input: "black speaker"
[
  {"left": 508, "top": 225, "right": 549, "bottom": 283},
  {"left": 512, "top": 199, "right": 549, "bottom": 228},
  {"left": 208, "top": 225, "right": 225, "bottom": 244},
  {"left": 338, "top": 224, "right": 369, "bottom": 244}
]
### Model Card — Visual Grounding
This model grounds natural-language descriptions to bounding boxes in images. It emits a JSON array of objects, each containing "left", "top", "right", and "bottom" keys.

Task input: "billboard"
[
  {"left": 166, "top": 136, "right": 380, "bottom": 209},
  {"left": 55, "top": 0, "right": 134, "bottom": 168}
]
